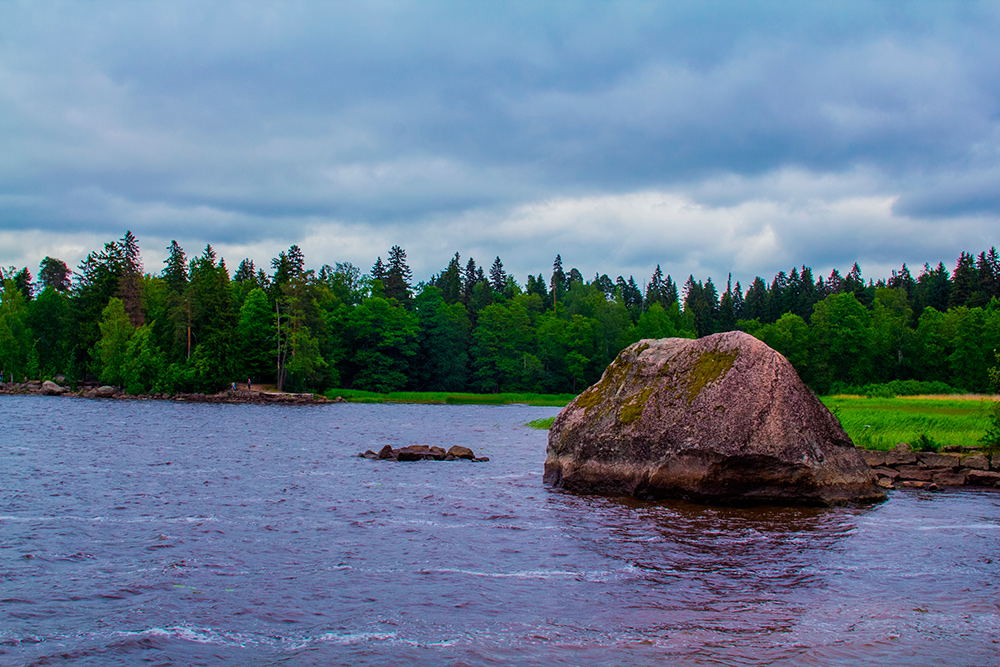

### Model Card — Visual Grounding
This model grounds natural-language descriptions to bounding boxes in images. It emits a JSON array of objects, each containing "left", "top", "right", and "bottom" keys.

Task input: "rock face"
[{"left": 545, "top": 331, "right": 885, "bottom": 505}]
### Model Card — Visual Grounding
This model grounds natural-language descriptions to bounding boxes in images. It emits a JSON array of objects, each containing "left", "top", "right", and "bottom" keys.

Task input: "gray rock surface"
[{"left": 545, "top": 331, "right": 885, "bottom": 505}]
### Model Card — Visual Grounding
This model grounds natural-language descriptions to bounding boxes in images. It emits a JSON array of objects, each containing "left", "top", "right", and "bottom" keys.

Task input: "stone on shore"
[
  {"left": 40, "top": 380, "right": 65, "bottom": 396},
  {"left": 545, "top": 331, "right": 885, "bottom": 506},
  {"left": 87, "top": 385, "right": 118, "bottom": 398}
]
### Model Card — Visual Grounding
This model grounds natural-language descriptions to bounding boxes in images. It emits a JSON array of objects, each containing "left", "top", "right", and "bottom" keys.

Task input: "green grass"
[
  {"left": 516, "top": 394, "right": 994, "bottom": 449},
  {"left": 821, "top": 395, "right": 995, "bottom": 451},
  {"left": 323, "top": 389, "right": 576, "bottom": 407},
  {"left": 322, "top": 389, "right": 994, "bottom": 450}
]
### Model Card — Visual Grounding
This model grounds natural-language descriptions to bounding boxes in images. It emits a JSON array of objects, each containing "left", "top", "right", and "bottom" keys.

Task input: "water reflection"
[{"left": 544, "top": 491, "right": 890, "bottom": 662}]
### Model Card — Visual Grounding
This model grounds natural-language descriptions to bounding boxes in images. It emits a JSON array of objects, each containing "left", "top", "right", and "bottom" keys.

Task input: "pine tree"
[
  {"left": 437, "top": 253, "right": 463, "bottom": 304},
  {"left": 732, "top": 281, "right": 744, "bottom": 320},
  {"left": 916, "top": 262, "right": 951, "bottom": 312},
  {"left": 463, "top": 257, "right": 478, "bottom": 305},
  {"left": 385, "top": 245, "right": 413, "bottom": 303},
  {"left": 287, "top": 245, "right": 305, "bottom": 279},
  {"left": 163, "top": 240, "right": 188, "bottom": 294},
  {"left": 234, "top": 259, "right": 256, "bottom": 283},
  {"left": 950, "top": 251, "right": 977, "bottom": 309},
  {"left": 984, "top": 247, "right": 1000, "bottom": 301},
  {"left": 489, "top": 256, "right": 507, "bottom": 295},
  {"left": 743, "top": 277, "right": 768, "bottom": 322},
  {"left": 717, "top": 275, "right": 737, "bottom": 332},
  {"left": 13, "top": 268, "right": 32, "bottom": 301},
  {"left": 38, "top": 257, "right": 70, "bottom": 292},
  {"left": 526, "top": 274, "right": 548, "bottom": 302},
  {"left": 118, "top": 230, "right": 144, "bottom": 328},
  {"left": 371, "top": 256, "right": 386, "bottom": 282},
  {"left": 551, "top": 255, "right": 567, "bottom": 302},
  {"left": 645, "top": 265, "right": 665, "bottom": 309}
]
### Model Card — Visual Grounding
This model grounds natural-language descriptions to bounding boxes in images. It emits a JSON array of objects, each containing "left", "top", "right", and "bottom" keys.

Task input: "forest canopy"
[{"left": 2, "top": 234, "right": 998, "bottom": 396}]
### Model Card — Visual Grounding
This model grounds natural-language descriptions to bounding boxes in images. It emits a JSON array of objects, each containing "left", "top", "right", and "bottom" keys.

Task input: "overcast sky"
[{"left": 2, "top": 1, "right": 999, "bottom": 290}]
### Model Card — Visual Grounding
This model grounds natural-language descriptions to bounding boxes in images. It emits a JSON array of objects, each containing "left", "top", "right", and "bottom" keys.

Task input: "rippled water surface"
[{"left": 2, "top": 395, "right": 999, "bottom": 666}]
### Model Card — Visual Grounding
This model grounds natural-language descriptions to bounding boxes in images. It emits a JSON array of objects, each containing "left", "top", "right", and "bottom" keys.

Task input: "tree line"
[{"left": 2, "top": 232, "right": 998, "bottom": 396}]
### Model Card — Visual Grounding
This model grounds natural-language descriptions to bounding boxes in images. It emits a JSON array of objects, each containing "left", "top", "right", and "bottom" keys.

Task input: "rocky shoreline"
[
  {"left": 861, "top": 445, "right": 1000, "bottom": 490},
  {"left": 0, "top": 380, "right": 341, "bottom": 406}
]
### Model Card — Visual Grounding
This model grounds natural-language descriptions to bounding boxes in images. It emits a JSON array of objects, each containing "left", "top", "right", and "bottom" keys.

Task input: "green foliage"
[
  {"left": 810, "top": 292, "right": 873, "bottom": 392},
  {"left": 527, "top": 416, "right": 556, "bottom": 429},
  {"left": 832, "top": 379, "right": 966, "bottom": 398},
  {"left": 236, "top": 287, "right": 274, "bottom": 381},
  {"left": 94, "top": 298, "right": 134, "bottom": 386},
  {"left": 749, "top": 313, "right": 811, "bottom": 382},
  {"left": 122, "top": 325, "right": 164, "bottom": 394},
  {"left": 414, "top": 286, "right": 470, "bottom": 391},
  {"left": 0, "top": 279, "right": 32, "bottom": 381},
  {"left": 980, "top": 351, "right": 1000, "bottom": 454},
  {"left": 912, "top": 433, "right": 940, "bottom": 452},
  {"left": 6, "top": 233, "right": 1000, "bottom": 401},
  {"left": 345, "top": 296, "right": 418, "bottom": 392},
  {"left": 27, "top": 286, "right": 70, "bottom": 376},
  {"left": 470, "top": 300, "right": 537, "bottom": 392}
]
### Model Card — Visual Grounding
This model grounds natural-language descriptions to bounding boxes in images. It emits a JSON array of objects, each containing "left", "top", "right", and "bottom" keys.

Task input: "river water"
[{"left": 1, "top": 395, "right": 999, "bottom": 666}]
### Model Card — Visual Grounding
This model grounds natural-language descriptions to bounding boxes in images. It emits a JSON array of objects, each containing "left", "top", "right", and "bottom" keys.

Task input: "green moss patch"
[
  {"left": 686, "top": 349, "right": 738, "bottom": 403},
  {"left": 619, "top": 386, "right": 655, "bottom": 426}
]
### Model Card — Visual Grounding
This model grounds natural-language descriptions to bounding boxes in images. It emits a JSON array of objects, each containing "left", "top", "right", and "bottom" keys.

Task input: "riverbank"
[
  {"left": 322, "top": 388, "right": 576, "bottom": 406},
  {"left": 860, "top": 445, "right": 1000, "bottom": 490},
  {"left": 0, "top": 381, "right": 338, "bottom": 406}
]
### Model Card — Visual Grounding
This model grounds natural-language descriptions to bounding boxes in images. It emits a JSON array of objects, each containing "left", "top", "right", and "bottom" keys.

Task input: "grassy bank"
[
  {"left": 322, "top": 389, "right": 994, "bottom": 451},
  {"left": 522, "top": 394, "right": 994, "bottom": 450},
  {"left": 323, "top": 389, "right": 575, "bottom": 407},
  {"left": 821, "top": 395, "right": 994, "bottom": 451}
]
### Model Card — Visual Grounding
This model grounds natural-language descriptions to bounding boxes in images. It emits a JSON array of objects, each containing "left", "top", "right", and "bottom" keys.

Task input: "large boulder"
[{"left": 545, "top": 331, "right": 885, "bottom": 505}]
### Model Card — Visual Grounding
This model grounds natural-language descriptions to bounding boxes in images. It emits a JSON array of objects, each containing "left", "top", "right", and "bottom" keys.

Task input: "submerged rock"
[{"left": 545, "top": 331, "right": 885, "bottom": 506}]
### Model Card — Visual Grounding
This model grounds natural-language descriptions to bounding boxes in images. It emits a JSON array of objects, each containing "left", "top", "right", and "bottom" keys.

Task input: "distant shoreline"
[{"left": 0, "top": 381, "right": 338, "bottom": 406}]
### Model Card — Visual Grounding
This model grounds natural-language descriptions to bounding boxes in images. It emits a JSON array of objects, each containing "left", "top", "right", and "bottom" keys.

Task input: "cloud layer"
[{"left": 2, "top": 1, "right": 998, "bottom": 287}]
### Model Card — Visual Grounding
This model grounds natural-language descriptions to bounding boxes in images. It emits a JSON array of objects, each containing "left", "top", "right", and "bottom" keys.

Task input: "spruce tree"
[
  {"left": 163, "top": 240, "right": 188, "bottom": 294},
  {"left": 118, "top": 230, "right": 144, "bottom": 328},
  {"left": 385, "top": 245, "right": 412, "bottom": 303},
  {"left": 371, "top": 257, "right": 386, "bottom": 282},
  {"left": 489, "top": 257, "right": 507, "bottom": 294},
  {"left": 950, "top": 251, "right": 977, "bottom": 309}
]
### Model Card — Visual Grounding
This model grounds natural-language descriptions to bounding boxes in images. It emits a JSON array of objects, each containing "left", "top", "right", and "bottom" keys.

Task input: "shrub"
[{"left": 912, "top": 433, "right": 939, "bottom": 452}]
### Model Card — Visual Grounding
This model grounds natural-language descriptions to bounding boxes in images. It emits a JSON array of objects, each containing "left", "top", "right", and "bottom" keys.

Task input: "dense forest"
[{"left": 1, "top": 232, "right": 999, "bottom": 396}]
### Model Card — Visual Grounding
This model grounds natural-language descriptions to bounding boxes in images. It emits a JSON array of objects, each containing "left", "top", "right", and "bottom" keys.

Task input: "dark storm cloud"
[{"left": 1, "top": 1, "right": 998, "bottom": 283}]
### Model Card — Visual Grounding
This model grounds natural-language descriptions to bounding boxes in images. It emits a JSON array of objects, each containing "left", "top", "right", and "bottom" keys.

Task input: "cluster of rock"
[
  {"left": 546, "top": 331, "right": 886, "bottom": 506},
  {"left": 0, "top": 381, "right": 336, "bottom": 405},
  {"left": 861, "top": 445, "right": 1000, "bottom": 490},
  {"left": 1, "top": 380, "right": 71, "bottom": 396},
  {"left": 359, "top": 444, "right": 489, "bottom": 462}
]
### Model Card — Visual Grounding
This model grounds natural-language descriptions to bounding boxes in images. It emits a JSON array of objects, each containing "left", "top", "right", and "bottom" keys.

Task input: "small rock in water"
[{"left": 362, "top": 444, "right": 482, "bottom": 462}]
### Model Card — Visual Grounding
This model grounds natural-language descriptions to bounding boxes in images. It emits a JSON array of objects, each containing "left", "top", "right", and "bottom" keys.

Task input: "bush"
[
  {"left": 830, "top": 380, "right": 966, "bottom": 398},
  {"left": 912, "top": 433, "right": 939, "bottom": 452}
]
